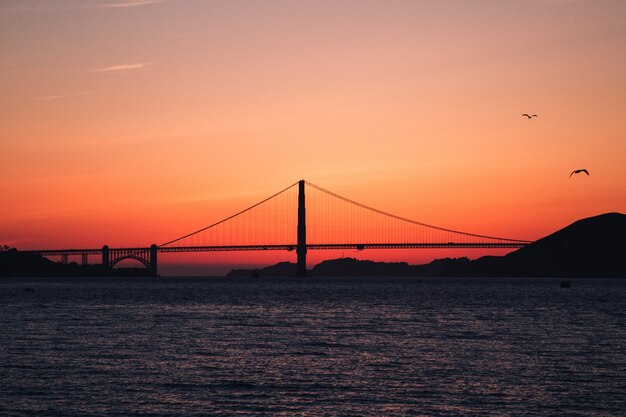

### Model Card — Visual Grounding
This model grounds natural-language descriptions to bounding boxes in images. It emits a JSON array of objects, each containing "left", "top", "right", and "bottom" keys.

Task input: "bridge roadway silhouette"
[{"left": 24, "top": 180, "right": 532, "bottom": 276}]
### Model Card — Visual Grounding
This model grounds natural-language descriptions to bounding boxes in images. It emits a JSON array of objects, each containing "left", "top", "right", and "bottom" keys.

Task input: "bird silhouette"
[
  {"left": 569, "top": 169, "right": 589, "bottom": 178},
  {"left": 522, "top": 114, "right": 538, "bottom": 119}
]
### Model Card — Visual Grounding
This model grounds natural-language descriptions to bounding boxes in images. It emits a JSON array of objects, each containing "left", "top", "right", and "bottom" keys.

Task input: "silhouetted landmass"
[
  {"left": 312, "top": 257, "right": 471, "bottom": 277},
  {"left": 462, "top": 212, "right": 626, "bottom": 277},
  {"left": 227, "top": 261, "right": 297, "bottom": 278},
  {"left": 0, "top": 249, "right": 152, "bottom": 277},
  {"left": 314, "top": 258, "right": 412, "bottom": 276},
  {"left": 227, "top": 212, "right": 626, "bottom": 278},
  {"left": 226, "top": 257, "right": 473, "bottom": 278}
]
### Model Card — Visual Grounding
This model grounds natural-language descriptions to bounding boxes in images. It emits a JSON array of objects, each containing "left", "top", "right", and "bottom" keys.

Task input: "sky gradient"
[{"left": 1, "top": 0, "right": 625, "bottom": 274}]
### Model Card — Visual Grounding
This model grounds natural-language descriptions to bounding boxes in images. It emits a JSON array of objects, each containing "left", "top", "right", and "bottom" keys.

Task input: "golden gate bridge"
[{"left": 24, "top": 180, "right": 532, "bottom": 276}]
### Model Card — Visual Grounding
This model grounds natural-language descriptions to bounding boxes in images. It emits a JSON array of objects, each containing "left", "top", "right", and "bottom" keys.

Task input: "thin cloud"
[
  {"left": 539, "top": 0, "right": 587, "bottom": 4},
  {"left": 8, "top": 1, "right": 167, "bottom": 13},
  {"left": 98, "top": 0, "right": 165, "bottom": 8},
  {"left": 34, "top": 91, "right": 93, "bottom": 101},
  {"left": 89, "top": 62, "right": 155, "bottom": 73}
]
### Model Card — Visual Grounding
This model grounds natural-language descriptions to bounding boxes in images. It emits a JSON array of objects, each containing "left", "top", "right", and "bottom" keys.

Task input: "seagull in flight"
[
  {"left": 569, "top": 169, "right": 589, "bottom": 178},
  {"left": 522, "top": 114, "right": 538, "bottom": 119}
]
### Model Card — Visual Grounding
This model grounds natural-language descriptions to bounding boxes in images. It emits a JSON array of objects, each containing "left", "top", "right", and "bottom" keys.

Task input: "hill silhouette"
[
  {"left": 466, "top": 212, "right": 626, "bottom": 277},
  {"left": 312, "top": 257, "right": 471, "bottom": 277},
  {"left": 227, "top": 261, "right": 297, "bottom": 278}
]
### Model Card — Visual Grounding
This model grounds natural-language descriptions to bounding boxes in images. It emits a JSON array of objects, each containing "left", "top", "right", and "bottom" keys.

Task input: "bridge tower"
[
  {"left": 296, "top": 179, "right": 307, "bottom": 277},
  {"left": 150, "top": 244, "right": 158, "bottom": 276},
  {"left": 102, "top": 245, "right": 109, "bottom": 269}
]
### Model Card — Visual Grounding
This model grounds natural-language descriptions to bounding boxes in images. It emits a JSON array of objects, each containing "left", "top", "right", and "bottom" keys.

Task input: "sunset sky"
[{"left": 1, "top": 0, "right": 625, "bottom": 274}]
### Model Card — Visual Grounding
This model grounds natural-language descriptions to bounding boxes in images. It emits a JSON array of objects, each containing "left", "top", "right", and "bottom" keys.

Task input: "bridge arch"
[
  {"left": 105, "top": 245, "right": 157, "bottom": 275},
  {"left": 110, "top": 255, "right": 150, "bottom": 269}
]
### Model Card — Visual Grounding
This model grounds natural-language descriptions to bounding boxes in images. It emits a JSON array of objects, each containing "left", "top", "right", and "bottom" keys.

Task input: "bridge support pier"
[
  {"left": 150, "top": 244, "right": 158, "bottom": 276},
  {"left": 296, "top": 180, "right": 307, "bottom": 277},
  {"left": 102, "top": 245, "right": 110, "bottom": 270}
]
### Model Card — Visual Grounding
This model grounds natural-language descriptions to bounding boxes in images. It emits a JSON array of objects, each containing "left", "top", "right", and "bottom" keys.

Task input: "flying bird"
[
  {"left": 522, "top": 114, "right": 538, "bottom": 119},
  {"left": 569, "top": 169, "right": 589, "bottom": 178}
]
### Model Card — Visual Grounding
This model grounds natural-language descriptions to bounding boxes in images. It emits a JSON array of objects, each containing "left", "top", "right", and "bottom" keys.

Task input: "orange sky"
[{"left": 1, "top": 0, "right": 625, "bottom": 274}]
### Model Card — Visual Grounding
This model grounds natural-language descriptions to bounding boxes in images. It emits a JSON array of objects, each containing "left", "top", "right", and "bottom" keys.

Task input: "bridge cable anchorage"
[
  {"left": 158, "top": 180, "right": 301, "bottom": 248},
  {"left": 304, "top": 181, "right": 532, "bottom": 244}
]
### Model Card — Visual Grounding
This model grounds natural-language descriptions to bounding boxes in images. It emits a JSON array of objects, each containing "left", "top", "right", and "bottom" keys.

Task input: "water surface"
[{"left": 1, "top": 276, "right": 624, "bottom": 416}]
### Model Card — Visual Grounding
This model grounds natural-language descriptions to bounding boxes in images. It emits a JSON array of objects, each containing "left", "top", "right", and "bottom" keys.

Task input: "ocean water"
[{"left": 0, "top": 276, "right": 624, "bottom": 417}]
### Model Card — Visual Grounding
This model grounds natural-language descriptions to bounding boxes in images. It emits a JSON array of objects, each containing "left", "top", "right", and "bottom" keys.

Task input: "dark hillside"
[{"left": 470, "top": 213, "right": 626, "bottom": 277}]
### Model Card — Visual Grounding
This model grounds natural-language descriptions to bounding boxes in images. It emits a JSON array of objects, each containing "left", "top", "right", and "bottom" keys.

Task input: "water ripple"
[{"left": 1, "top": 276, "right": 625, "bottom": 416}]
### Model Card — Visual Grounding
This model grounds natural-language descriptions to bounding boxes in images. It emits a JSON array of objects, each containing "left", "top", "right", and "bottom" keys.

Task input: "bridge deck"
[
  {"left": 24, "top": 242, "right": 527, "bottom": 257},
  {"left": 160, "top": 243, "right": 527, "bottom": 252}
]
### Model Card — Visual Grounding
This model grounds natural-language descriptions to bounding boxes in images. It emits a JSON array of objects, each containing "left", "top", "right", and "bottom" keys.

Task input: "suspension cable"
[
  {"left": 305, "top": 181, "right": 531, "bottom": 243},
  {"left": 159, "top": 181, "right": 300, "bottom": 247}
]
